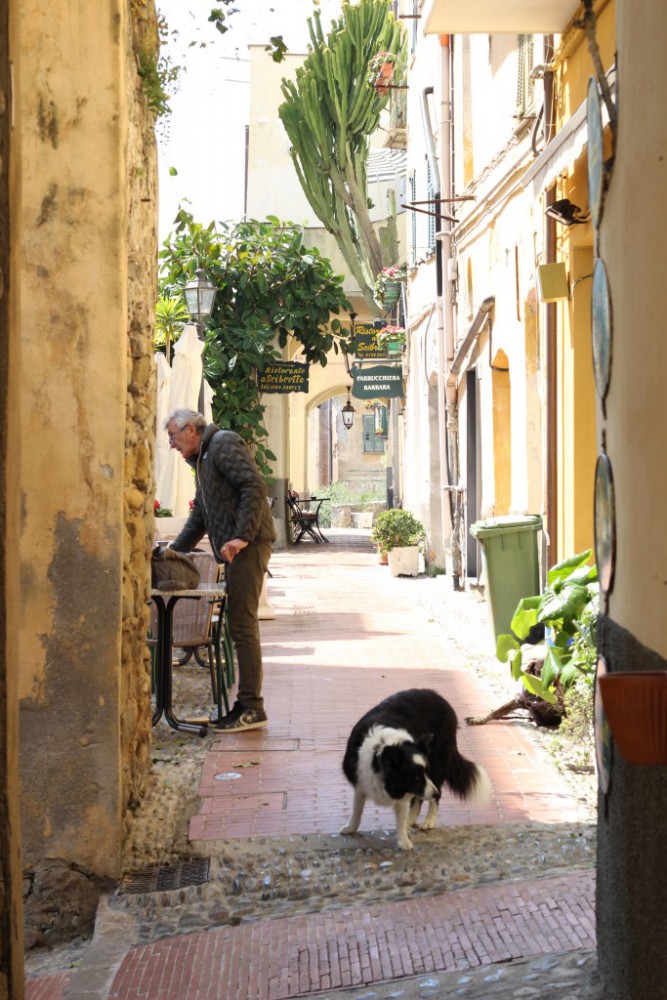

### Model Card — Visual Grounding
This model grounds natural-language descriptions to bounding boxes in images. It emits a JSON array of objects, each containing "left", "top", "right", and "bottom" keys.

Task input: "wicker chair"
[{"left": 148, "top": 550, "right": 232, "bottom": 716}]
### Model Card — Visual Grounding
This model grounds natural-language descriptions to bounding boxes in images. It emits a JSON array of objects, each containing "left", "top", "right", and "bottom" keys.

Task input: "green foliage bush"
[
  {"left": 315, "top": 480, "right": 385, "bottom": 528},
  {"left": 371, "top": 508, "right": 425, "bottom": 553},
  {"left": 159, "top": 213, "right": 352, "bottom": 476},
  {"left": 496, "top": 549, "right": 599, "bottom": 705}
]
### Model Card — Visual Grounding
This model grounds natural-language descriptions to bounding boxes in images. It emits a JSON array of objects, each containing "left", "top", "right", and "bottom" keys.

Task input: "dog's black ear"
[{"left": 416, "top": 733, "right": 434, "bottom": 755}]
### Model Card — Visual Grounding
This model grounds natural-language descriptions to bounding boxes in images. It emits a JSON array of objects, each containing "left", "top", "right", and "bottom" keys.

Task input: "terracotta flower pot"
[
  {"left": 598, "top": 671, "right": 667, "bottom": 765},
  {"left": 375, "top": 61, "right": 395, "bottom": 96}
]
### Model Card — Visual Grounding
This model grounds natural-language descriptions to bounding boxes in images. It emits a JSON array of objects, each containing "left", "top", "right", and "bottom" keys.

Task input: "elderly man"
[{"left": 165, "top": 408, "right": 276, "bottom": 732}]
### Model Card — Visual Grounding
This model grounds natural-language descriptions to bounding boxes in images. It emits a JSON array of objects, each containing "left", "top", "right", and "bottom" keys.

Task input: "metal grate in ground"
[{"left": 118, "top": 856, "right": 210, "bottom": 895}]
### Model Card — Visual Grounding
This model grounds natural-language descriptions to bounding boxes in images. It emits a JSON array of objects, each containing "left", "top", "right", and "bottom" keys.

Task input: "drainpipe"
[
  {"left": 543, "top": 36, "right": 558, "bottom": 567},
  {"left": 445, "top": 296, "right": 495, "bottom": 589},
  {"left": 421, "top": 69, "right": 448, "bottom": 571},
  {"left": 446, "top": 297, "right": 495, "bottom": 390}
]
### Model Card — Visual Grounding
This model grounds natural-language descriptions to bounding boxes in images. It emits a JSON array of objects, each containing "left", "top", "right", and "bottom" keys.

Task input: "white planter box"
[
  {"left": 351, "top": 512, "right": 373, "bottom": 529},
  {"left": 388, "top": 545, "right": 420, "bottom": 577}
]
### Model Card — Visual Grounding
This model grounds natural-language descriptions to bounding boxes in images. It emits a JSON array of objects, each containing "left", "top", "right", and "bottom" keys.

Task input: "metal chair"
[{"left": 286, "top": 490, "right": 328, "bottom": 544}]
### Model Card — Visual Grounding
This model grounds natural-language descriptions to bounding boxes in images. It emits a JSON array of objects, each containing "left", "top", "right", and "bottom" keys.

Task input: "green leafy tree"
[
  {"left": 159, "top": 211, "right": 352, "bottom": 476},
  {"left": 278, "top": 0, "right": 406, "bottom": 311}
]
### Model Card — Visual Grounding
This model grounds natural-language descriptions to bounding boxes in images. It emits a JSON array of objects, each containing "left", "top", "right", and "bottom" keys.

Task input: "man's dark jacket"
[{"left": 171, "top": 424, "right": 275, "bottom": 562}]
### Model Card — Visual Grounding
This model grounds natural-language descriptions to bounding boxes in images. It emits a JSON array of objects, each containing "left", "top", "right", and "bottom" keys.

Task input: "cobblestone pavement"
[{"left": 25, "top": 531, "right": 601, "bottom": 999}]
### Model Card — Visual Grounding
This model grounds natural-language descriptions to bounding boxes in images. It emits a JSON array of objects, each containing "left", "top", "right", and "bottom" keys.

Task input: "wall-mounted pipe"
[{"left": 446, "top": 295, "right": 495, "bottom": 391}]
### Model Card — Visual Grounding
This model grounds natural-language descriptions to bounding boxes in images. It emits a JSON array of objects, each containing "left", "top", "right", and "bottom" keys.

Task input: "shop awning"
[
  {"left": 423, "top": 0, "right": 581, "bottom": 35},
  {"left": 520, "top": 66, "right": 614, "bottom": 195}
]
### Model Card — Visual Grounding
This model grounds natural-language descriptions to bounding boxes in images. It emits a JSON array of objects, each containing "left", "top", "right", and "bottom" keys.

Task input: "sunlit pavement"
[{"left": 25, "top": 530, "right": 596, "bottom": 1000}]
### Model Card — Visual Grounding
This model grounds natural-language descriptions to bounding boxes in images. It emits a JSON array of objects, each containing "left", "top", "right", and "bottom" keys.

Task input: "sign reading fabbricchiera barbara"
[
  {"left": 352, "top": 365, "right": 404, "bottom": 400},
  {"left": 258, "top": 360, "right": 309, "bottom": 394}
]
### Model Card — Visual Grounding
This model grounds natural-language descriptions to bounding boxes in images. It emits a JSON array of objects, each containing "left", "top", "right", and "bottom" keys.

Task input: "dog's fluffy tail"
[{"left": 444, "top": 753, "right": 492, "bottom": 804}]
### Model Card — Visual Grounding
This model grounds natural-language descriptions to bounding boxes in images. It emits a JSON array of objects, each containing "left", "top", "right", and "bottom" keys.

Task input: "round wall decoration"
[
  {"left": 594, "top": 655, "right": 612, "bottom": 794},
  {"left": 587, "top": 76, "right": 606, "bottom": 229},
  {"left": 592, "top": 257, "right": 613, "bottom": 406},
  {"left": 594, "top": 452, "right": 616, "bottom": 597}
]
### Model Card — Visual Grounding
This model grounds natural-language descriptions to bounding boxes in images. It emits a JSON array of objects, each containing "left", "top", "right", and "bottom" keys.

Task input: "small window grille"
[
  {"left": 516, "top": 34, "right": 535, "bottom": 118},
  {"left": 426, "top": 161, "right": 436, "bottom": 252},
  {"left": 409, "top": 172, "right": 417, "bottom": 267}
]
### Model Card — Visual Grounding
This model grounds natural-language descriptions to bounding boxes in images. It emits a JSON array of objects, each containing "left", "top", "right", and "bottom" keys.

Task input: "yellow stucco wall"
[
  {"left": 11, "top": 0, "right": 158, "bottom": 944},
  {"left": 551, "top": 2, "right": 615, "bottom": 562}
]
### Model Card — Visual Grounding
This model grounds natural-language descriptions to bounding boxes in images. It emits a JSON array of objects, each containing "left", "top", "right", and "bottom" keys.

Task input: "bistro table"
[{"left": 150, "top": 582, "right": 227, "bottom": 736}]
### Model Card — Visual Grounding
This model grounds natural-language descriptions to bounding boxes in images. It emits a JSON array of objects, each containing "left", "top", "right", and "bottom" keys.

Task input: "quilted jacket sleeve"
[{"left": 169, "top": 493, "right": 206, "bottom": 554}]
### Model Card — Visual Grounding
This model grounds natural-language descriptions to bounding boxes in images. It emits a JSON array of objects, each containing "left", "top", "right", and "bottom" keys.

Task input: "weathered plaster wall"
[
  {"left": 14, "top": 0, "right": 157, "bottom": 947},
  {"left": 1, "top": 0, "right": 25, "bottom": 990}
]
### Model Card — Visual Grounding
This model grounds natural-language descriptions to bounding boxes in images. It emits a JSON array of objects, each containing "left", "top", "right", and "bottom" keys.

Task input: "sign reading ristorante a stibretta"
[{"left": 258, "top": 361, "right": 309, "bottom": 394}]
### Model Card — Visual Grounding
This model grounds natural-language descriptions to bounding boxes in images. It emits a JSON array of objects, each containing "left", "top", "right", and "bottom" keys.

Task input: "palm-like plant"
[{"left": 154, "top": 293, "right": 190, "bottom": 363}]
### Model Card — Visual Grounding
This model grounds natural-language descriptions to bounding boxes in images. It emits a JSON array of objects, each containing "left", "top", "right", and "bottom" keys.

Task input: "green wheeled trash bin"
[{"left": 469, "top": 514, "right": 543, "bottom": 643}]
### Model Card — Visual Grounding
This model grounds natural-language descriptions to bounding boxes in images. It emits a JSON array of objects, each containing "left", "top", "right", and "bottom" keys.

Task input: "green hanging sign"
[
  {"left": 258, "top": 360, "right": 310, "bottom": 394},
  {"left": 352, "top": 365, "right": 403, "bottom": 400},
  {"left": 353, "top": 324, "right": 385, "bottom": 360}
]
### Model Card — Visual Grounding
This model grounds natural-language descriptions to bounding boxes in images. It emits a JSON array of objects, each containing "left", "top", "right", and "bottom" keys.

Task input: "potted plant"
[
  {"left": 496, "top": 550, "right": 599, "bottom": 705},
  {"left": 368, "top": 50, "right": 397, "bottom": 95},
  {"left": 376, "top": 324, "right": 406, "bottom": 355},
  {"left": 154, "top": 500, "right": 174, "bottom": 518},
  {"left": 373, "top": 265, "right": 407, "bottom": 308},
  {"left": 371, "top": 508, "right": 425, "bottom": 577}
]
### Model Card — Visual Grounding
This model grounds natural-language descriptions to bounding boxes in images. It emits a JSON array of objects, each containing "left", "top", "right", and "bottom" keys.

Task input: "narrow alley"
[{"left": 25, "top": 531, "right": 599, "bottom": 1000}]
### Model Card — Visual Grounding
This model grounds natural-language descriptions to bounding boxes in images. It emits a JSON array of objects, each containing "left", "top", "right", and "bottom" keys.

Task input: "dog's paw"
[
  {"left": 397, "top": 836, "right": 414, "bottom": 851},
  {"left": 418, "top": 817, "right": 436, "bottom": 831},
  {"left": 339, "top": 823, "right": 358, "bottom": 836}
]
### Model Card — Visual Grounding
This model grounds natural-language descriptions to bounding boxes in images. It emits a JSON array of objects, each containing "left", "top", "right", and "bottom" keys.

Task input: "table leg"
[
  {"left": 153, "top": 595, "right": 208, "bottom": 736},
  {"left": 152, "top": 597, "right": 166, "bottom": 726}
]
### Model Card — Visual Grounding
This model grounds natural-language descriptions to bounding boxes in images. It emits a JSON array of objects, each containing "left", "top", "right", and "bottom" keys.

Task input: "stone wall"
[
  {"left": 14, "top": 0, "right": 158, "bottom": 947},
  {"left": 121, "top": 0, "right": 160, "bottom": 841}
]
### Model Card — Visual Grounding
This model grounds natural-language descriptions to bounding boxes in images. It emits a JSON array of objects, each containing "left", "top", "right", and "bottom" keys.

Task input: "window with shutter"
[
  {"left": 362, "top": 413, "right": 386, "bottom": 453},
  {"left": 516, "top": 34, "right": 535, "bottom": 118}
]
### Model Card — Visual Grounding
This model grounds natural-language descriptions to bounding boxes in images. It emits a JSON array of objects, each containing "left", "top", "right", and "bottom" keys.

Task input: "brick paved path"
[
  {"left": 25, "top": 532, "right": 597, "bottom": 1000},
  {"left": 106, "top": 870, "right": 594, "bottom": 1000}
]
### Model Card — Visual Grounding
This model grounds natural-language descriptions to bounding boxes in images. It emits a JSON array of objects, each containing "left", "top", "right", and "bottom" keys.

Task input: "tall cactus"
[{"left": 279, "top": 0, "right": 405, "bottom": 311}]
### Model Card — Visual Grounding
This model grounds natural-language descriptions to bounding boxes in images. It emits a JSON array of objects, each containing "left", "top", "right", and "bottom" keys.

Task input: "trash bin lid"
[{"left": 469, "top": 514, "right": 543, "bottom": 538}]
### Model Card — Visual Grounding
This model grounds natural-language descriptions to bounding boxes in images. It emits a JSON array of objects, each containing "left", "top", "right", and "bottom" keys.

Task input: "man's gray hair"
[{"left": 165, "top": 408, "right": 207, "bottom": 432}]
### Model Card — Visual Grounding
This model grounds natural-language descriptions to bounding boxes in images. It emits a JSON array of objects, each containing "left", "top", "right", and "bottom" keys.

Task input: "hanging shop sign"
[
  {"left": 352, "top": 365, "right": 403, "bottom": 400},
  {"left": 353, "top": 324, "right": 385, "bottom": 360},
  {"left": 258, "top": 360, "right": 309, "bottom": 394}
]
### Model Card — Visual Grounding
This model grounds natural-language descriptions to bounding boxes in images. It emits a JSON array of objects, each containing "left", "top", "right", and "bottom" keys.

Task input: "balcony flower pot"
[
  {"left": 369, "top": 51, "right": 396, "bottom": 97},
  {"left": 376, "top": 325, "right": 406, "bottom": 356},
  {"left": 388, "top": 545, "right": 420, "bottom": 577},
  {"left": 373, "top": 266, "right": 407, "bottom": 309},
  {"left": 597, "top": 671, "right": 667, "bottom": 765},
  {"left": 381, "top": 280, "right": 401, "bottom": 307}
]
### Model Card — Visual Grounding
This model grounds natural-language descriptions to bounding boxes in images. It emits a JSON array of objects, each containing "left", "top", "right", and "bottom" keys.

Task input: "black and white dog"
[{"left": 340, "top": 688, "right": 491, "bottom": 851}]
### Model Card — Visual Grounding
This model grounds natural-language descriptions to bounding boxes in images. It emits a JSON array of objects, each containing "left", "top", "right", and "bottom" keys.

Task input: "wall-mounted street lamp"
[
  {"left": 184, "top": 269, "right": 217, "bottom": 338},
  {"left": 544, "top": 198, "right": 590, "bottom": 227},
  {"left": 183, "top": 268, "right": 217, "bottom": 413},
  {"left": 342, "top": 386, "right": 356, "bottom": 430}
]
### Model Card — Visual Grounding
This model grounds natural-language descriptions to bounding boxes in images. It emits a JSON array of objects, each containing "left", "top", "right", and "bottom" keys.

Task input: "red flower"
[
  {"left": 154, "top": 500, "right": 160, "bottom": 510},
  {"left": 189, "top": 500, "right": 194, "bottom": 510}
]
